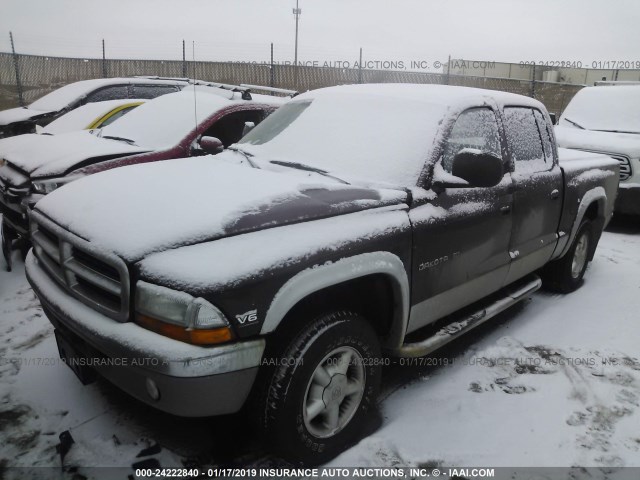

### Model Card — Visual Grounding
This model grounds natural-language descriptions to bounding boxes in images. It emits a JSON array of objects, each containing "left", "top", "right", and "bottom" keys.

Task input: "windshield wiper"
[
  {"left": 228, "top": 146, "right": 260, "bottom": 169},
  {"left": 270, "top": 160, "right": 350, "bottom": 184},
  {"left": 102, "top": 135, "right": 137, "bottom": 146},
  {"left": 563, "top": 118, "right": 585, "bottom": 130},
  {"left": 593, "top": 129, "right": 640, "bottom": 135}
]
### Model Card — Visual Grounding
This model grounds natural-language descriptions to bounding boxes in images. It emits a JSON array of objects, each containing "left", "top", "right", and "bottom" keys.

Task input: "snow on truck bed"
[{"left": 27, "top": 78, "right": 185, "bottom": 112}]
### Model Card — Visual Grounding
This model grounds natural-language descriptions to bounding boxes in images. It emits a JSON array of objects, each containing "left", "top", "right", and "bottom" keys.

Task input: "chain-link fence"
[{"left": 0, "top": 51, "right": 584, "bottom": 114}]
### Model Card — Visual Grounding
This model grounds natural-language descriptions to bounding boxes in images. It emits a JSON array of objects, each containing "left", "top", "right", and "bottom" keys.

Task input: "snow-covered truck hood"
[
  {"left": 34, "top": 156, "right": 407, "bottom": 262},
  {"left": 0, "top": 130, "right": 151, "bottom": 178},
  {"left": 557, "top": 147, "right": 615, "bottom": 163},
  {"left": 555, "top": 125, "right": 640, "bottom": 159},
  {"left": 0, "top": 106, "right": 54, "bottom": 127}
]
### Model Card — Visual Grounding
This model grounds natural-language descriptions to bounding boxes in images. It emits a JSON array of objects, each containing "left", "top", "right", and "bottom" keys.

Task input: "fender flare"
[
  {"left": 559, "top": 186, "right": 607, "bottom": 259},
  {"left": 260, "top": 251, "right": 410, "bottom": 348}
]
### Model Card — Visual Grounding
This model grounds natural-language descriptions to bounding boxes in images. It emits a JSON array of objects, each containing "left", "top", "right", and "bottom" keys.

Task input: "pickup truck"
[
  {"left": 25, "top": 84, "right": 619, "bottom": 464},
  {"left": 555, "top": 85, "right": 640, "bottom": 216}
]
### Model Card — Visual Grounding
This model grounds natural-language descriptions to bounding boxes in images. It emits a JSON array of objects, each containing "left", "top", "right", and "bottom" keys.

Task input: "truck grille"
[
  {"left": 609, "top": 154, "right": 632, "bottom": 181},
  {"left": 30, "top": 210, "right": 130, "bottom": 322},
  {"left": 580, "top": 150, "right": 632, "bottom": 181}
]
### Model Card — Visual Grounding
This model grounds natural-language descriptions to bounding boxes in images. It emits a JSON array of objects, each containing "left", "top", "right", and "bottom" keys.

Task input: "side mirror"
[
  {"left": 198, "top": 136, "right": 224, "bottom": 155},
  {"left": 451, "top": 149, "right": 503, "bottom": 188},
  {"left": 242, "top": 121, "right": 256, "bottom": 137}
]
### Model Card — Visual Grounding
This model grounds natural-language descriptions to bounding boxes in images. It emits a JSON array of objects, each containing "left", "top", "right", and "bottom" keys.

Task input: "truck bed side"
[{"left": 553, "top": 149, "right": 620, "bottom": 260}]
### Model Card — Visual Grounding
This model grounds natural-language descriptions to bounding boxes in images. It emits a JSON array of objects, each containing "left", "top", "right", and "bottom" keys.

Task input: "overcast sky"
[{"left": 1, "top": 0, "right": 639, "bottom": 70}]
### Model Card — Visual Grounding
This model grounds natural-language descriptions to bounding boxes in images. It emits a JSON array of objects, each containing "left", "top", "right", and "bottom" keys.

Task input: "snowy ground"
[{"left": 0, "top": 217, "right": 639, "bottom": 477}]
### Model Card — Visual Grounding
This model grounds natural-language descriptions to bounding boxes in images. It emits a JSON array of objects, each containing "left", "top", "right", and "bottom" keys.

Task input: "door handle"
[
  {"left": 500, "top": 205, "right": 511, "bottom": 215},
  {"left": 550, "top": 189, "right": 560, "bottom": 199}
]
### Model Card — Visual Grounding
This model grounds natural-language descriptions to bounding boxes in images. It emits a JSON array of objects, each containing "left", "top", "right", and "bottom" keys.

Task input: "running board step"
[{"left": 395, "top": 275, "right": 542, "bottom": 358}]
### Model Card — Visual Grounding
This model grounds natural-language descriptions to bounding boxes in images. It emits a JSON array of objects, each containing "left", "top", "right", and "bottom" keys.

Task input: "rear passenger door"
[{"left": 503, "top": 107, "right": 563, "bottom": 284}]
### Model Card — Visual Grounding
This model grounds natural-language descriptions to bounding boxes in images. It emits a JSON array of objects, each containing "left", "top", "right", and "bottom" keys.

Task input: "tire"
[
  {"left": 259, "top": 311, "right": 381, "bottom": 465},
  {"left": 542, "top": 220, "right": 593, "bottom": 293},
  {"left": 1, "top": 221, "right": 15, "bottom": 272}
]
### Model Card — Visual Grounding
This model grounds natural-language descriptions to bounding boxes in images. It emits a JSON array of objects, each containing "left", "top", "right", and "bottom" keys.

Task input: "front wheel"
[
  {"left": 1, "top": 221, "right": 15, "bottom": 272},
  {"left": 260, "top": 311, "right": 381, "bottom": 465},
  {"left": 542, "top": 220, "right": 593, "bottom": 293}
]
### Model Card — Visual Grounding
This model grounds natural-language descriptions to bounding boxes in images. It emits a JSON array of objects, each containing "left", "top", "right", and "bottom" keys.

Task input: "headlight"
[
  {"left": 135, "top": 281, "right": 233, "bottom": 345},
  {"left": 32, "top": 175, "right": 83, "bottom": 194}
]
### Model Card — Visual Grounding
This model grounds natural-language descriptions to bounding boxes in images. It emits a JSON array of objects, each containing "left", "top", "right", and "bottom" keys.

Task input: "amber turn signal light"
[{"left": 136, "top": 314, "right": 233, "bottom": 345}]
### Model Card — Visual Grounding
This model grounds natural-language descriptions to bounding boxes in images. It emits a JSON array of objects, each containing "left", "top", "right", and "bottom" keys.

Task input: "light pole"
[{"left": 293, "top": 0, "right": 302, "bottom": 88}]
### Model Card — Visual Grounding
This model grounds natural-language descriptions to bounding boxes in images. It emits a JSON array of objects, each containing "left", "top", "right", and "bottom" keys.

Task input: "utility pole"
[
  {"left": 9, "top": 32, "right": 24, "bottom": 107},
  {"left": 293, "top": 0, "right": 302, "bottom": 88},
  {"left": 182, "top": 40, "right": 187, "bottom": 78},
  {"left": 530, "top": 63, "right": 536, "bottom": 98},
  {"left": 358, "top": 48, "right": 363, "bottom": 84},
  {"left": 270, "top": 43, "right": 275, "bottom": 87},
  {"left": 102, "top": 39, "right": 107, "bottom": 77}
]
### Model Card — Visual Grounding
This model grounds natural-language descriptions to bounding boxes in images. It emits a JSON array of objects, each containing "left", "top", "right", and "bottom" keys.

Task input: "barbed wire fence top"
[{"left": 0, "top": 47, "right": 584, "bottom": 115}]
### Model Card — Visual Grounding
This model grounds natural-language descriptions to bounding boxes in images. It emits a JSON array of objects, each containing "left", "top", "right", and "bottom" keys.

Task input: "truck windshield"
[
  {"left": 559, "top": 86, "right": 640, "bottom": 134},
  {"left": 239, "top": 93, "right": 447, "bottom": 186}
]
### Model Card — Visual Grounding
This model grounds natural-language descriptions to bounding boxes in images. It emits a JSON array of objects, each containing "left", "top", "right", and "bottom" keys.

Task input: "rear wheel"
[
  {"left": 542, "top": 220, "right": 593, "bottom": 293},
  {"left": 259, "top": 311, "right": 381, "bottom": 465}
]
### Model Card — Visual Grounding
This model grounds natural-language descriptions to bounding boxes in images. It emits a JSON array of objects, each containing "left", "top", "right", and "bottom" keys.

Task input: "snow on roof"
[
  {"left": 102, "top": 88, "right": 284, "bottom": 150},
  {"left": 301, "top": 83, "right": 545, "bottom": 110},
  {"left": 559, "top": 85, "right": 640, "bottom": 133},
  {"left": 240, "top": 84, "right": 541, "bottom": 186},
  {"left": 27, "top": 77, "right": 186, "bottom": 112},
  {"left": 40, "top": 99, "right": 145, "bottom": 135}
]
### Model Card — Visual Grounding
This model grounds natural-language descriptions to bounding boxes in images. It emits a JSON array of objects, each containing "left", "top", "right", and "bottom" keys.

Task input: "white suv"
[{"left": 555, "top": 85, "right": 640, "bottom": 216}]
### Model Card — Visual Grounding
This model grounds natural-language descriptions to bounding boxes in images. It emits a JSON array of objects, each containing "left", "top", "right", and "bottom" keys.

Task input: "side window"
[
  {"left": 132, "top": 85, "right": 180, "bottom": 99},
  {"left": 533, "top": 109, "right": 554, "bottom": 164},
  {"left": 202, "top": 110, "right": 265, "bottom": 148},
  {"left": 97, "top": 105, "right": 138, "bottom": 128},
  {"left": 503, "top": 107, "right": 547, "bottom": 172},
  {"left": 441, "top": 108, "right": 502, "bottom": 173},
  {"left": 84, "top": 85, "right": 129, "bottom": 103}
]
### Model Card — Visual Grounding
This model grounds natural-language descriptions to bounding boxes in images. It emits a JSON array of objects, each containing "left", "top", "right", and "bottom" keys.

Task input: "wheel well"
[
  {"left": 584, "top": 202, "right": 599, "bottom": 222},
  {"left": 267, "top": 274, "right": 396, "bottom": 349},
  {"left": 583, "top": 201, "right": 604, "bottom": 260}
]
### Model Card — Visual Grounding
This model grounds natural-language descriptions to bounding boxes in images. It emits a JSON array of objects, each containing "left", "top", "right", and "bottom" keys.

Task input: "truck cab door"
[
  {"left": 407, "top": 107, "right": 514, "bottom": 334},
  {"left": 502, "top": 107, "right": 563, "bottom": 284}
]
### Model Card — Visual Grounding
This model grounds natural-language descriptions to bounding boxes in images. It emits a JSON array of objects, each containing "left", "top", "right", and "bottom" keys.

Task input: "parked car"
[
  {"left": 25, "top": 84, "right": 618, "bottom": 464},
  {"left": 0, "top": 85, "right": 287, "bottom": 270},
  {"left": 0, "top": 77, "right": 187, "bottom": 138},
  {"left": 36, "top": 99, "right": 146, "bottom": 135},
  {"left": 555, "top": 85, "right": 640, "bottom": 216}
]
